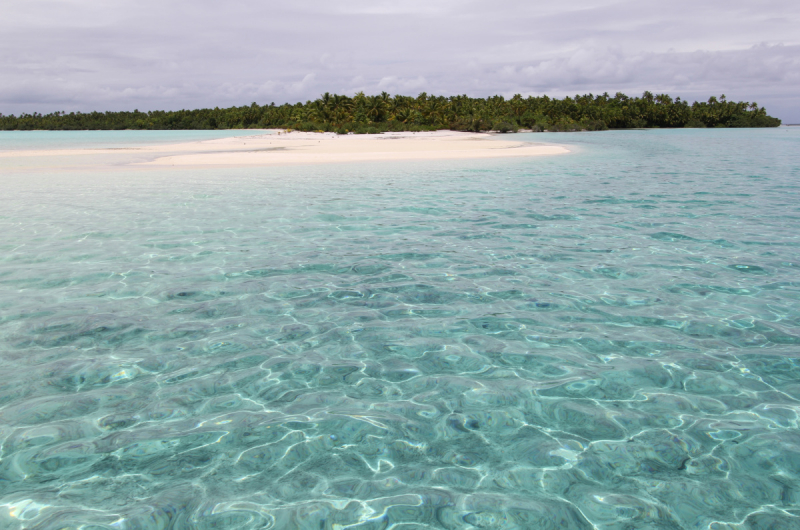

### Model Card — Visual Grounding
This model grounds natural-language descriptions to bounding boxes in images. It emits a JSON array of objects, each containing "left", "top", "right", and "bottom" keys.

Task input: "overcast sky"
[{"left": 2, "top": 0, "right": 799, "bottom": 121}]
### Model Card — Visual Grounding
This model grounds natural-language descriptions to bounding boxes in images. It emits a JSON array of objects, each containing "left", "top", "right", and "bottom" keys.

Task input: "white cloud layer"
[{"left": 1, "top": 0, "right": 799, "bottom": 120}]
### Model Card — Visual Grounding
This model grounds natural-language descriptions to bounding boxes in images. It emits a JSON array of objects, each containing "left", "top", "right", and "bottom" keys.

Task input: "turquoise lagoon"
[{"left": 1, "top": 128, "right": 799, "bottom": 529}]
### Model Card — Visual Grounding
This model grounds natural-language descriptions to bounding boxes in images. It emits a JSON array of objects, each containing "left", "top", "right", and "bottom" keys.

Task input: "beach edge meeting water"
[{"left": 0, "top": 130, "right": 570, "bottom": 170}]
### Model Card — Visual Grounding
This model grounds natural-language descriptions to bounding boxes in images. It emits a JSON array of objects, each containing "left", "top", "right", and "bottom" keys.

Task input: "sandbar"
[{"left": 0, "top": 130, "right": 569, "bottom": 170}]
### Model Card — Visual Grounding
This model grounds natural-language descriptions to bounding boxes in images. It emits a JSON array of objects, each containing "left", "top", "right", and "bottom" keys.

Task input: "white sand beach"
[{"left": 0, "top": 130, "right": 568, "bottom": 170}]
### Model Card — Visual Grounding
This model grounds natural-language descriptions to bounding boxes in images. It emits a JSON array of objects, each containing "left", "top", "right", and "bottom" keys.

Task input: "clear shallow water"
[
  {"left": 0, "top": 129, "right": 270, "bottom": 151},
  {"left": 1, "top": 128, "right": 800, "bottom": 529}
]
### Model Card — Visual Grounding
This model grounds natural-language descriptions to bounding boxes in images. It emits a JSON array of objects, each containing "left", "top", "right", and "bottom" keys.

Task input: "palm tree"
[
  {"left": 394, "top": 107, "right": 415, "bottom": 124},
  {"left": 320, "top": 92, "right": 333, "bottom": 109},
  {"left": 310, "top": 100, "right": 333, "bottom": 125},
  {"left": 365, "top": 96, "right": 386, "bottom": 123},
  {"left": 424, "top": 98, "right": 448, "bottom": 127}
]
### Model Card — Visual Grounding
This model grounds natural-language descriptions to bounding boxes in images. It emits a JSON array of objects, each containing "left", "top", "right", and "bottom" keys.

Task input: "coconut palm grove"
[{"left": 0, "top": 91, "right": 781, "bottom": 132}]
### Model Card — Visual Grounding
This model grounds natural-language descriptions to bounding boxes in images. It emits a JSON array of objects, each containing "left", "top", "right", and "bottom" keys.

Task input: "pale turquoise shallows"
[{"left": 1, "top": 128, "right": 799, "bottom": 530}]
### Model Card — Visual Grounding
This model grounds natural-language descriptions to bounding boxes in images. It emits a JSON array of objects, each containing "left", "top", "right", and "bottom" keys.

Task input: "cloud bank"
[{"left": 1, "top": 0, "right": 798, "bottom": 120}]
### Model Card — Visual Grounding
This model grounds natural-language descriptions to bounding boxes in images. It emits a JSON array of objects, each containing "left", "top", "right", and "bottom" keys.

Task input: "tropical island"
[{"left": 0, "top": 92, "right": 781, "bottom": 133}]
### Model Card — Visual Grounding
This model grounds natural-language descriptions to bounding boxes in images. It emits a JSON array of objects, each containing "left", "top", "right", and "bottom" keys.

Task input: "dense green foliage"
[{"left": 0, "top": 92, "right": 780, "bottom": 132}]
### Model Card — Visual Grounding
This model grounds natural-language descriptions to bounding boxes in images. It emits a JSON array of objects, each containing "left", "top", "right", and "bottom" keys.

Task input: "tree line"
[{"left": 0, "top": 91, "right": 781, "bottom": 132}]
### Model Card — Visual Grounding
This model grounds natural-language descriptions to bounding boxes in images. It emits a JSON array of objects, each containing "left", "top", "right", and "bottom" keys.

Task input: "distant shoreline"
[{"left": 1, "top": 91, "right": 781, "bottom": 132}]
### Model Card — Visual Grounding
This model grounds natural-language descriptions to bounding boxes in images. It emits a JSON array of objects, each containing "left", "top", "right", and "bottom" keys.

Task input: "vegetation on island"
[{"left": 0, "top": 92, "right": 781, "bottom": 132}]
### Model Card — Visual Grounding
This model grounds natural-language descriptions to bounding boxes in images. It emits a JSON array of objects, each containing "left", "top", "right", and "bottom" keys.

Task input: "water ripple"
[{"left": 1, "top": 128, "right": 800, "bottom": 529}]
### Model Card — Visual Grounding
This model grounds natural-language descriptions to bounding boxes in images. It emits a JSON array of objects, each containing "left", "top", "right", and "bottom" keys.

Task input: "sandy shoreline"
[{"left": 0, "top": 130, "right": 569, "bottom": 169}]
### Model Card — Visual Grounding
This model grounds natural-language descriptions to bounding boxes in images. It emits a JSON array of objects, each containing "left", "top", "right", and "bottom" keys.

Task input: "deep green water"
[{"left": 1, "top": 128, "right": 799, "bottom": 529}]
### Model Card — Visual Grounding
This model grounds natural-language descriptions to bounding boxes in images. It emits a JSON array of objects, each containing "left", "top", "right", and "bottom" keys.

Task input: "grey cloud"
[{"left": 1, "top": 0, "right": 798, "bottom": 120}]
